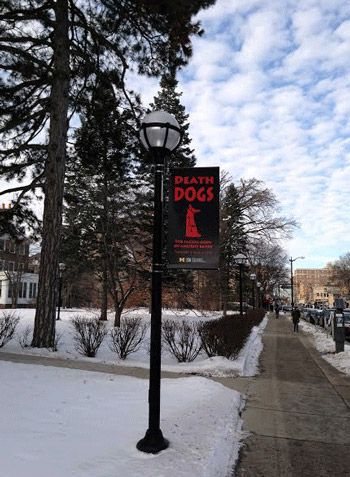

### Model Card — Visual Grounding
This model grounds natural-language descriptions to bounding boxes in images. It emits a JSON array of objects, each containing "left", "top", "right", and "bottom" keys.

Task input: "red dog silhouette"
[{"left": 186, "top": 204, "right": 201, "bottom": 237}]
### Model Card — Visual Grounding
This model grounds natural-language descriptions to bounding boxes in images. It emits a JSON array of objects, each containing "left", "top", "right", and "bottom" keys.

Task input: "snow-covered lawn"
[
  {"left": 0, "top": 308, "right": 267, "bottom": 477},
  {"left": 2, "top": 308, "right": 268, "bottom": 378},
  {"left": 295, "top": 317, "right": 350, "bottom": 375},
  {"left": 0, "top": 363, "right": 245, "bottom": 477}
]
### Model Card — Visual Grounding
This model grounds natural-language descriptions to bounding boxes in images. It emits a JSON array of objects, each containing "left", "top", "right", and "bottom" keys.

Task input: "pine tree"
[
  {"left": 148, "top": 72, "right": 197, "bottom": 308},
  {"left": 63, "top": 75, "right": 149, "bottom": 325},
  {"left": 150, "top": 73, "right": 196, "bottom": 168},
  {"left": 0, "top": 0, "right": 215, "bottom": 347},
  {"left": 220, "top": 181, "right": 247, "bottom": 315}
]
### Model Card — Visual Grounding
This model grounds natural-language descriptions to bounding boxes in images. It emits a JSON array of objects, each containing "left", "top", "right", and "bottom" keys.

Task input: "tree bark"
[
  {"left": 32, "top": 0, "right": 70, "bottom": 348},
  {"left": 114, "top": 302, "right": 121, "bottom": 327},
  {"left": 100, "top": 267, "right": 108, "bottom": 321}
]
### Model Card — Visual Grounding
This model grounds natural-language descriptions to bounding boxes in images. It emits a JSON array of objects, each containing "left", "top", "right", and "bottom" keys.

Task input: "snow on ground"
[
  {"left": 0, "top": 362, "right": 245, "bottom": 477},
  {"left": 0, "top": 308, "right": 265, "bottom": 477},
  {"left": 286, "top": 314, "right": 350, "bottom": 376},
  {"left": 1, "top": 308, "right": 268, "bottom": 378}
]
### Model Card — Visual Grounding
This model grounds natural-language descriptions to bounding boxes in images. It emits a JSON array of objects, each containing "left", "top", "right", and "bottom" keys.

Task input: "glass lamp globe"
[
  {"left": 140, "top": 111, "right": 181, "bottom": 152},
  {"left": 234, "top": 253, "right": 248, "bottom": 265}
]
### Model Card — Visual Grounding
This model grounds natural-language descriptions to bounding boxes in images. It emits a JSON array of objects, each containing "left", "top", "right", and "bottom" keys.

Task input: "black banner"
[{"left": 167, "top": 167, "right": 220, "bottom": 269}]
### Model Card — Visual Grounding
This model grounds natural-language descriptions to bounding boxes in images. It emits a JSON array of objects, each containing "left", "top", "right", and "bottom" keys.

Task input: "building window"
[
  {"left": 17, "top": 263, "right": 24, "bottom": 272},
  {"left": 0, "top": 260, "right": 4, "bottom": 271},
  {"left": 0, "top": 239, "right": 4, "bottom": 251},
  {"left": 9, "top": 241, "right": 15, "bottom": 253},
  {"left": 18, "top": 282, "right": 27, "bottom": 299},
  {"left": 29, "top": 282, "right": 37, "bottom": 299},
  {"left": 18, "top": 243, "right": 26, "bottom": 255},
  {"left": 0, "top": 281, "right": 2, "bottom": 298},
  {"left": 8, "top": 261, "right": 15, "bottom": 272}
]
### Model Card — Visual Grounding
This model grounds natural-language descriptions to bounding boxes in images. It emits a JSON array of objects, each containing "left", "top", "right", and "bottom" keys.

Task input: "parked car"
[
  {"left": 282, "top": 305, "right": 292, "bottom": 312},
  {"left": 344, "top": 311, "right": 350, "bottom": 338},
  {"left": 302, "top": 308, "right": 324, "bottom": 326},
  {"left": 323, "top": 308, "right": 336, "bottom": 330}
]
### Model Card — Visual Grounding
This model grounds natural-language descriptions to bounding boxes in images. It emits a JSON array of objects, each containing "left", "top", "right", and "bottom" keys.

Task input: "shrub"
[
  {"left": 50, "top": 331, "right": 63, "bottom": 352},
  {"left": 71, "top": 316, "right": 107, "bottom": 357},
  {"left": 17, "top": 325, "right": 32, "bottom": 349},
  {"left": 0, "top": 311, "right": 20, "bottom": 348},
  {"left": 109, "top": 317, "right": 148, "bottom": 360},
  {"left": 199, "top": 309, "right": 265, "bottom": 360},
  {"left": 162, "top": 319, "right": 201, "bottom": 363},
  {"left": 18, "top": 326, "right": 62, "bottom": 351}
]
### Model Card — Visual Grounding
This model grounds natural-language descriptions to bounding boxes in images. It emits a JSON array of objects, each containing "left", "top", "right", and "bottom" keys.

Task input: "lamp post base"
[{"left": 136, "top": 429, "right": 169, "bottom": 454}]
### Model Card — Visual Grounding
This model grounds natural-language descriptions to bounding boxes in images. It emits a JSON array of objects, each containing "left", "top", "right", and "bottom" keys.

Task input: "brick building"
[
  {"left": 294, "top": 265, "right": 349, "bottom": 307},
  {"left": 0, "top": 235, "right": 38, "bottom": 308}
]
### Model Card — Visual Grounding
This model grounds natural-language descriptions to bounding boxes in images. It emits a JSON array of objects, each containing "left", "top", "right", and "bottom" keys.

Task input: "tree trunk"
[
  {"left": 114, "top": 303, "right": 121, "bottom": 327},
  {"left": 100, "top": 267, "right": 108, "bottom": 321},
  {"left": 32, "top": 0, "right": 70, "bottom": 348}
]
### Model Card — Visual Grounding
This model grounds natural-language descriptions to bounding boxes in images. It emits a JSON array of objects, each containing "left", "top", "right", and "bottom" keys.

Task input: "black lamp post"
[
  {"left": 56, "top": 262, "right": 65, "bottom": 321},
  {"left": 234, "top": 253, "right": 248, "bottom": 315},
  {"left": 250, "top": 273, "right": 256, "bottom": 309},
  {"left": 289, "top": 256, "right": 304, "bottom": 308},
  {"left": 256, "top": 282, "right": 262, "bottom": 308},
  {"left": 137, "top": 111, "right": 182, "bottom": 454}
]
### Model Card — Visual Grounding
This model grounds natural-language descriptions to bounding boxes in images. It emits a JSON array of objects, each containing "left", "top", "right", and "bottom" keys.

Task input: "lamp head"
[
  {"left": 140, "top": 111, "right": 182, "bottom": 152},
  {"left": 234, "top": 253, "right": 248, "bottom": 266}
]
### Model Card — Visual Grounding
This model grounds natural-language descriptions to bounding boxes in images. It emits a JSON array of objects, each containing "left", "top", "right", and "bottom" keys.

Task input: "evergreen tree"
[
  {"left": 149, "top": 73, "right": 196, "bottom": 168},
  {"left": 220, "top": 181, "right": 247, "bottom": 315},
  {"left": 148, "top": 72, "right": 197, "bottom": 308},
  {"left": 63, "top": 75, "right": 150, "bottom": 325},
  {"left": 0, "top": 0, "right": 215, "bottom": 347}
]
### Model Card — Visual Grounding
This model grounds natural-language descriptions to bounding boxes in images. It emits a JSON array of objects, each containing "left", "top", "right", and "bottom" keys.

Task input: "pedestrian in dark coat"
[
  {"left": 275, "top": 303, "right": 280, "bottom": 319},
  {"left": 292, "top": 307, "right": 301, "bottom": 332}
]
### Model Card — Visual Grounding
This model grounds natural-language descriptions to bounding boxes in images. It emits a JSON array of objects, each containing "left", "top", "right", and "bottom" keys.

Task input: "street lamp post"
[
  {"left": 289, "top": 256, "right": 305, "bottom": 308},
  {"left": 233, "top": 253, "right": 248, "bottom": 315},
  {"left": 56, "top": 262, "right": 66, "bottom": 321},
  {"left": 256, "top": 282, "right": 262, "bottom": 308},
  {"left": 137, "top": 111, "right": 182, "bottom": 454},
  {"left": 250, "top": 273, "right": 256, "bottom": 309}
]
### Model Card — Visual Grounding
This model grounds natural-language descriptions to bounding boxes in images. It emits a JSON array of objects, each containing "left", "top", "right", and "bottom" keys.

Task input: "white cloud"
[{"left": 129, "top": 0, "right": 350, "bottom": 268}]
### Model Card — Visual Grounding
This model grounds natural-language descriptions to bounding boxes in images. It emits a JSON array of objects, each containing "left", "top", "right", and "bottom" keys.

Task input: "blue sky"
[{"left": 131, "top": 0, "right": 350, "bottom": 269}]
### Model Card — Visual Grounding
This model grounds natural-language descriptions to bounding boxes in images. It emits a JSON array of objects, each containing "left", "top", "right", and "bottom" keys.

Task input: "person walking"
[
  {"left": 292, "top": 306, "right": 301, "bottom": 332},
  {"left": 275, "top": 303, "right": 280, "bottom": 319}
]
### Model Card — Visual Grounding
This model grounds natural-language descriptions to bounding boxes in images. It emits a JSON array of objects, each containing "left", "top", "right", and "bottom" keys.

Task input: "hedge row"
[{"left": 0, "top": 309, "right": 266, "bottom": 362}]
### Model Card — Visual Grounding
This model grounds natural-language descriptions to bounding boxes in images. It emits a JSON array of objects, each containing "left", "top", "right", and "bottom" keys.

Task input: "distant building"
[
  {"left": 294, "top": 264, "right": 350, "bottom": 307},
  {"left": 0, "top": 272, "right": 39, "bottom": 308},
  {"left": 0, "top": 235, "right": 30, "bottom": 273},
  {"left": 0, "top": 234, "right": 39, "bottom": 308},
  {"left": 294, "top": 265, "right": 333, "bottom": 304}
]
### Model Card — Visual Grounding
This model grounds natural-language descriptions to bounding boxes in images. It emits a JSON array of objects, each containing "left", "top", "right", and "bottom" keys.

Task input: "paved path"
[
  {"left": 235, "top": 313, "right": 350, "bottom": 477},
  {"left": 0, "top": 349, "right": 251, "bottom": 394}
]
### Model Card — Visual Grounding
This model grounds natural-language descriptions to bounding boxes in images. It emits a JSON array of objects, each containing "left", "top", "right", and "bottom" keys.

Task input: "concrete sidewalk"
[
  {"left": 0, "top": 348, "right": 251, "bottom": 394},
  {"left": 235, "top": 313, "right": 350, "bottom": 477}
]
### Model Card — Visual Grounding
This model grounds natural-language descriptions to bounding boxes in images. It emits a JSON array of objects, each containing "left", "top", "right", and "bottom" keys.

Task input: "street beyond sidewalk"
[{"left": 235, "top": 313, "right": 350, "bottom": 477}]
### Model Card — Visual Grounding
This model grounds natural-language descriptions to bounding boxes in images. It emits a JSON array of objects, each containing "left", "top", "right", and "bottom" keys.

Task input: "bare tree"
[
  {"left": 249, "top": 241, "right": 290, "bottom": 296},
  {"left": 330, "top": 253, "right": 350, "bottom": 287},
  {"left": 219, "top": 172, "right": 297, "bottom": 314}
]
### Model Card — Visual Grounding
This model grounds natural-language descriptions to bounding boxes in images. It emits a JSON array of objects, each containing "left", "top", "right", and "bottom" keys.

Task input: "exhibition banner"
[{"left": 167, "top": 167, "right": 220, "bottom": 269}]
